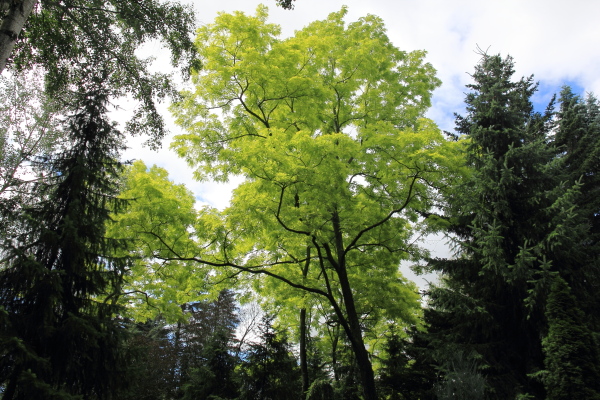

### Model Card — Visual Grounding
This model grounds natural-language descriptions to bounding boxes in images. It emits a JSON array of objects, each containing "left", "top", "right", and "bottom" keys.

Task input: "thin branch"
[
  {"left": 274, "top": 185, "right": 312, "bottom": 236},
  {"left": 345, "top": 171, "right": 422, "bottom": 254}
]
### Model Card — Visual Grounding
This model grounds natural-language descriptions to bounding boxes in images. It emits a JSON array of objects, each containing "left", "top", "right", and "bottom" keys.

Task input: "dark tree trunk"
[
  {"left": 330, "top": 210, "right": 378, "bottom": 400},
  {"left": 299, "top": 247, "right": 311, "bottom": 398},
  {"left": 336, "top": 261, "right": 378, "bottom": 400},
  {"left": 300, "top": 307, "right": 309, "bottom": 397}
]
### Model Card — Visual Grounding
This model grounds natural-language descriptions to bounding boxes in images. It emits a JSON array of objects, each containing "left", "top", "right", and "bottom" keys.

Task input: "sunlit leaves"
[
  {"left": 169, "top": 6, "right": 466, "bottom": 330},
  {"left": 107, "top": 161, "right": 206, "bottom": 321}
]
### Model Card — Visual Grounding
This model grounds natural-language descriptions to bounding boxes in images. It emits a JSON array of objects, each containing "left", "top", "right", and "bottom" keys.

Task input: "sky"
[{"left": 119, "top": 0, "right": 600, "bottom": 282}]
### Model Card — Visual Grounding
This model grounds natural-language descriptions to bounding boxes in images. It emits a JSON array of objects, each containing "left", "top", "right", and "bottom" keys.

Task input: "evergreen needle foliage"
[
  {"left": 422, "top": 53, "right": 593, "bottom": 399},
  {"left": 0, "top": 77, "right": 130, "bottom": 399}
]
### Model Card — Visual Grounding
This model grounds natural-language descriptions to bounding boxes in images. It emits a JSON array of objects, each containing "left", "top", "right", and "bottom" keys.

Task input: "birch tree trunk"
[{"left": 0, "top": 0, "right": 38, "bottom": 74}]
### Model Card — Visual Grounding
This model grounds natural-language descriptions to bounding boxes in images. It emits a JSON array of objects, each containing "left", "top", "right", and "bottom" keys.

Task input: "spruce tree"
[
  {"left": 423, "top": 53, "right": 576, "bottom": 399},
  {"left": 0, "top": 76, "right": 129, "bottom": 399},
  {"left": 178, "top": 289, "right": 240, "bottom": 400},
  {"left": 377, "top": 326, "right": 437, "bottom": 400},
  {"left": 553, "top": 87, "right": 600, "bottom": 331},
  {"left": 237, "top": 315, "right": 301, "bottom": 400}
]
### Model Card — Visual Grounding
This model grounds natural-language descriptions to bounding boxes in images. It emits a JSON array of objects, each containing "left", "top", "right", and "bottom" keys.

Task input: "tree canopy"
[{"left": 160, "top": 6, "right": 465, "bottom": 400}]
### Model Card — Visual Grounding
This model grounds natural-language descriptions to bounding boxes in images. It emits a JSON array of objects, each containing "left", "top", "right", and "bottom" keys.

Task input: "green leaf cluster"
[{"left": 107, "top": 160, "right": 205, "bottom": 322}]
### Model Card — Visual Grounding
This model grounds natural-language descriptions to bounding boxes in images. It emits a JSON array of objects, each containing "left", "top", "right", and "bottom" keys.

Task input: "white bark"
[{"left": 0, "top": 0, "right": 38, "bottom": 74}]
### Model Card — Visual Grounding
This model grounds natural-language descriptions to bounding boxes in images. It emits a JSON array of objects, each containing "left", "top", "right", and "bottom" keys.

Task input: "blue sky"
[{"left": 532, "top": 80, "right": 587, "bottom": 114}]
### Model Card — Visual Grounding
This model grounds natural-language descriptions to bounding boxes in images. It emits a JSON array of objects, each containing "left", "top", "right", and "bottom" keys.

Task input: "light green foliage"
[
  {"left": 169, "top": 5, "right": 462, "bottom": 308},
  {"left": 168, "top": 7, "right": 465, "bottom": 399},
  {"left": 107, "top": 160, "right": 206, "bottom": 321},
  {"left": 172, "top": 6, "right": 444, "bottom": 180}
]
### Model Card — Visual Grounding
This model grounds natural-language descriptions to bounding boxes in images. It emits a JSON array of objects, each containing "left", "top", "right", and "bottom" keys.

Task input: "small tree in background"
[
  {"left": 237, "top": 315, "right": 301, "bottom": 400},
  {"left": 378, "top": 326, "right": 437, "bottom": 400},
  {"left": 179, "top": 289, "right": 240, "bottom": 400}
]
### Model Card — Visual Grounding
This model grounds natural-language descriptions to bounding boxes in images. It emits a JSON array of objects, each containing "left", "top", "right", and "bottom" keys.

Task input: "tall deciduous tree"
[
  {"left": 0, "top": 69, "right": 62, "bottom": 196},
  {"left": 165, "top": 7, "right": 463, "bottom": 400},
  {"left": 423, "top": 53, "right": 585, "bottom": 399},
  {"left": 0, "top": 69, "right": 62, "bottom": 238},
  {"left": 0, "top": 76, "right": 130, "bottom": 399}
]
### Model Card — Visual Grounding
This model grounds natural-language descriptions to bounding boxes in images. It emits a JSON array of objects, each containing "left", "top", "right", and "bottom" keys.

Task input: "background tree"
[
  {"left": 0, "top": 69, "right": 61, "bottom": 195},
  {"left": 237, "top": 315, "right": 301, "bottom": 400},
  {"left": 0, "top": 68, "right": 63, "bottom": 240},
  {"left": 553, "top": 87, "right": 600, "bottom": 334},
  {"left": 117, "top": 318, "right": 179, "bottom": 400},
  {"left": 178, "top": 289, "right": 240, "bottom": 400},
  {"left": 0, "top": 76, "right": 130, "bottom": 399},
  {"left": 377, "top": 326, "right": 437, "bottom": 400},
  {"left": 113, "top": 290, "right": 241, "bottom": 400},
  {"left": 536, "top": 276, "right": 600, "bottom": 400}
]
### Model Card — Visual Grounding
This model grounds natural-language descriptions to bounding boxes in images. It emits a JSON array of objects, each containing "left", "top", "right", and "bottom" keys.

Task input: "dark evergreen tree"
[
  {"left": 433, "top": 350, "right": 486, "bottom": 400},
  {"left": 115, "top": 289, "right": 241, "bottom": 400},
  {"left": 331, "top": 346, "right": 362, "bottom": 400},
  {"left": 181, "top": 329, "right": 239, "bottom": 400},
  {"left": 237, "top": 315, "right": 301, "bottom": 400},
  {"left": 423, "top": 53, "right": 582, "bottom": 399},
  {"left": 377, "top": 326, "right": 437, "bottom": 400},
  {"left": 553, "top": 87, "right": 600, "bottom": 332},
  {"left": 117, "top": 318, "right": 179, "bottom": 400},
  {"left": 538, "top": 276, "right": 600, "bottom": 400},
  {"left": 0, "top": 76, "right": 129, "bottom": 399},
  {"left": 178, "top": 289, "right": 240, "bottom": 400}
]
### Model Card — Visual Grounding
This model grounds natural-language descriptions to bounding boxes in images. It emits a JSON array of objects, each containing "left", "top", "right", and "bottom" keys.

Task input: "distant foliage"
[
  {"left": 237, "top": 315, "right": 301, "bottom": 400},
  {"left": 538, "top": 277, "right": 600, "bottom": 400}
]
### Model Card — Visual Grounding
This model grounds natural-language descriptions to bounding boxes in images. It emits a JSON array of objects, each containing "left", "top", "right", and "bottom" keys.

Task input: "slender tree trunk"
[
  {"left": 331, "top": 327, "right": 339, "bottom": 382},
  {"left": 300, "top": 307, "right": 309, "bottom": 397},
  {"left": 299, "top": 247, "right": 310, "bottom": 398},
  {"left": 330, "top": 210, "right": 378, "bottom": 400},
  {"left": 336, "top": 262, "right": 378, "bottom": 400},
  {"left": 171, "top": 320, "right": 183, "bottom": 398},
  {"left": 0, "top": 0, "right": 38, "bottom": 74}
]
